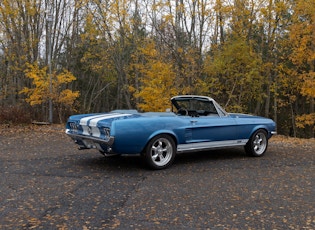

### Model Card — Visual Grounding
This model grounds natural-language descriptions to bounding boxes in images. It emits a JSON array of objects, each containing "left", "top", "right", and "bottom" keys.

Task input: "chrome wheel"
[
  {"left": 245, "top": 129, "right": 268, "bottom": 157},
  {"left": 253, "top": 132, "right": 267, "bottom": 155},
  {"left": 151, "top": 138, "right": 172, "bottom": 166},
  {"left": 143, "top": 135, "right": 176, "bottom": 169}
]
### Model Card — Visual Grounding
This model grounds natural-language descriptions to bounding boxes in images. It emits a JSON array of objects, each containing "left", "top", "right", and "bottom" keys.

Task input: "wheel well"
[
  {"left": 247, "top": 128, "right": 268, "bottom": 145},
  {"left": 165, "top": 133, "right": 178, "bottom": 146},
  {"left": 251, "top": 128, "right": 268, "bottom": 137},
  {"left": 141, "top": 133, "right": 178, "bottom": 154}
]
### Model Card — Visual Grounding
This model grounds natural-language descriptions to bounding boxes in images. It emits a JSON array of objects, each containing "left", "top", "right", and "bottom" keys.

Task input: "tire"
[
  {"left": 143, "top": 134, "right": 176, "bottom": 170},
  {"left": 245, "top": 129, "right": 268, "bottom": 157}
]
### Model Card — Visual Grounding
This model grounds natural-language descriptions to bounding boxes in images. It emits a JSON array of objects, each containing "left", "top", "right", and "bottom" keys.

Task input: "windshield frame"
[{"left": 171, "top": 95, "right": 228, "bottom": 117}]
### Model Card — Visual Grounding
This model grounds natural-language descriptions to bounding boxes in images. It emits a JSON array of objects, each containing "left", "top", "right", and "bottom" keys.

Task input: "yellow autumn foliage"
[
  {"left": 133, "top": 40, "right": 179, "bottom": 112},
  {"left": 299, "top": 72, "right": 315, "bottom": 98},
  {"left": 20, "top": 63, "right": 79, "bottom": 108},
  {"left": 288, "top": 0, "right": 315, "bottom": 133},
  {"left": 296, "top": 113, "right": 315, "bottom": 130}
]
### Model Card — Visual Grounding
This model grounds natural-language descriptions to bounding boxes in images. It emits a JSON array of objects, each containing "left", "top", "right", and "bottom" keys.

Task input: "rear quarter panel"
[{"left": 110, "top": 116, "right": 190, "bottom": 154}]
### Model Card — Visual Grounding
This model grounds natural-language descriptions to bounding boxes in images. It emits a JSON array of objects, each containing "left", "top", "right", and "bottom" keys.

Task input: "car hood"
[
  {"left": 228, "top": 113, "right": 266, "bottom": 119},
  {"left": 229, "top": 113, "right": 276, "bottom": 126}
]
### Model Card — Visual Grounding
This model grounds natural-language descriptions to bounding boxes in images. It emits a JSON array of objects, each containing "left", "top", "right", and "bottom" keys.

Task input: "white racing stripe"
[
  {"left": 89, "top": 113, "right": 132, "bottom": 126},
  {"left": 79, "top": 113, "right": 132, "bottom": 137},
  {"left": 80, "top": 113, "right": 130, "bottom": 126},
  {"left": 79, "top": 114, "right": 111, "bottom": 126}
]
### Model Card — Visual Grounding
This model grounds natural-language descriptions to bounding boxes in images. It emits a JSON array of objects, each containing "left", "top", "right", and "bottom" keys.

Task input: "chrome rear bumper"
[{"left": 66, "top": 129, "right": 115, "bottom": 147}]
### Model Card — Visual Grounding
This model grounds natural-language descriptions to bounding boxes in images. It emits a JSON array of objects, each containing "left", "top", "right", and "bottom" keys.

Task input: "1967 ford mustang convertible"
[{"left": 66, "top": 95, "right": 276, "bottom": 169}]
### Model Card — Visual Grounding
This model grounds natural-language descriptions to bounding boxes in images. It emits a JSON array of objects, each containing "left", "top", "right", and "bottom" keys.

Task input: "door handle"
[{"left": 191, "top": 120, "right": 198, "bottom": 124}]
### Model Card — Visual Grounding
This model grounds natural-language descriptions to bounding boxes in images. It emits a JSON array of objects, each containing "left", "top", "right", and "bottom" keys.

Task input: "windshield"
[
  {"left": 171, "top": 96, "right": 227, "bottom": 117},
  {"left": 175, "top": 99, "right": 217, "bottom": 113}
]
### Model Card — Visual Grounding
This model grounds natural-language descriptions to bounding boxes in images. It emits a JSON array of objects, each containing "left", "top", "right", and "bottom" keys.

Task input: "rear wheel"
[
  {"left": 143, "top": 134, "right": 176, "bottom": 170},
  {"left": 245, "top": 129, "right": 268, "bottom": 157}
]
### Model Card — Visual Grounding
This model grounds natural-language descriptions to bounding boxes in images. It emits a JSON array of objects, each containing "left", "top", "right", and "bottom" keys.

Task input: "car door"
[
  {"left": 190, "top": 116, "right": 238, "bottom": 144},
  {"left": 188, "top": 100, "right": 240, "bottom": 149}
]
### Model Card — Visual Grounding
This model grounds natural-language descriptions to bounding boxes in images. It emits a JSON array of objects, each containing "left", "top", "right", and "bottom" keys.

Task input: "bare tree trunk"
[{"left": 290, "top": 102, "right": 296, "bottom": 137}]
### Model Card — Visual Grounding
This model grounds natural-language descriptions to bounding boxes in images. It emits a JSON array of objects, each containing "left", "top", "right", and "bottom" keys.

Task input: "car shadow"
[
  {"left": 74, "top": 147, "right": 247, "bottom": 171},
  {"left": 75, "top": 153, "right": 146, "bottom": 172},
  {"left": 175, "top": 147, "right": 246, "bottom": 163}
]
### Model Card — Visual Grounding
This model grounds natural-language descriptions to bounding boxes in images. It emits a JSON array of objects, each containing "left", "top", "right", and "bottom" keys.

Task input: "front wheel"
[
  {"left": 143, "top": 134, "right": 176, "bottom": 170},
  {"left": 245, "top": 129, "right": 268, "bottom": 157}
]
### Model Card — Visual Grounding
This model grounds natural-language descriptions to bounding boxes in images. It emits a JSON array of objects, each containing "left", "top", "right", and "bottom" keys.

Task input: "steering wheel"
[{"left": 177, "top": 108, "right": 188, "bottom": 116}]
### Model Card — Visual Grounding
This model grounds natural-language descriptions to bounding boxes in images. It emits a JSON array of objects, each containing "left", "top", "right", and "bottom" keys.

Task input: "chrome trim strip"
[
  {"left": 177, "top": 139, "right": 248, "bottom": 153},
  {"left": 66, "top": 129, "right": 114, "bottom": 145},
  {"left": 271, "top": 131, "right": 277, "bottom": 135}
]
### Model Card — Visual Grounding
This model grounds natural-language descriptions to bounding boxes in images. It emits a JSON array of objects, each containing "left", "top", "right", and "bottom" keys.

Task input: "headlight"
[{"left": 103, "top": 127, "right": 111, "bottom": 139}]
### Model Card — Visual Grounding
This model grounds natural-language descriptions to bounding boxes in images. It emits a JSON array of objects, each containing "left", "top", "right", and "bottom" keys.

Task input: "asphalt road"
[{"left": 0, "top": 125, "right": 314, "bottom": 229}]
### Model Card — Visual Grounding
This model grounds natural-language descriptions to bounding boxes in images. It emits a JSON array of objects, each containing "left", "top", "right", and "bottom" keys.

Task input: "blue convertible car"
[{"left": 66, "top": 95, "right": 276, "bottom": 169}]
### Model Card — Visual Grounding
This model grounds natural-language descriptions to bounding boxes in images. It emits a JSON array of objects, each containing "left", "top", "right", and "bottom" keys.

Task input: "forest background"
[{"left": 0, "top": 0, "right": 314, "bottom": 138}]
